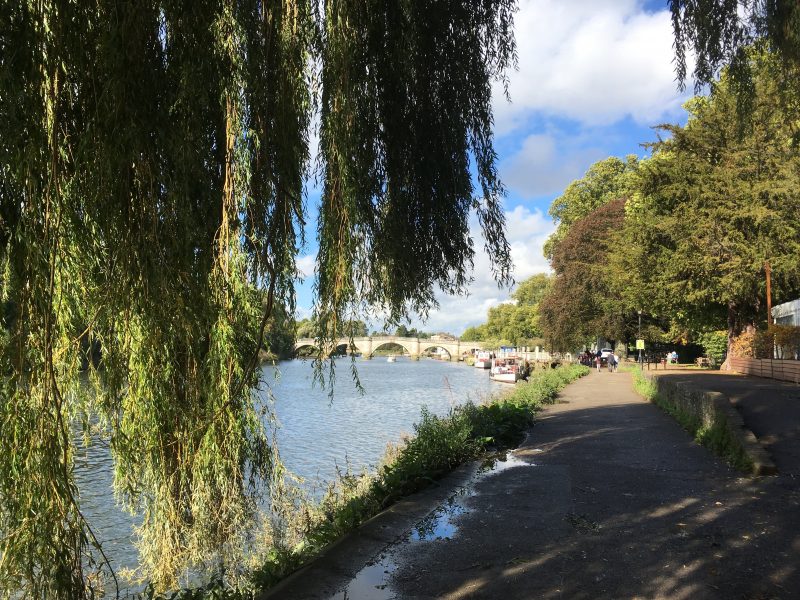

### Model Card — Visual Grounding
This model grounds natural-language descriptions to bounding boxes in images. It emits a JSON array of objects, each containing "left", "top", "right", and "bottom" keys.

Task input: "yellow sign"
[{"left": 636, "top": 339, "right": 645, "bottom": 350}]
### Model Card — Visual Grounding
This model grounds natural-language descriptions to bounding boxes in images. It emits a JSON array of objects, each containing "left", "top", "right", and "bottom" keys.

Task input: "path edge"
[{"left": 646, "top": 372, "right": 777, "bottom": 476}]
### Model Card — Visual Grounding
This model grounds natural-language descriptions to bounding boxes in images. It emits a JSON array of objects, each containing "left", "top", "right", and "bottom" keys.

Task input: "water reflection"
[{"left": 73, "top": 358, "right": 504, "bottom": 589}]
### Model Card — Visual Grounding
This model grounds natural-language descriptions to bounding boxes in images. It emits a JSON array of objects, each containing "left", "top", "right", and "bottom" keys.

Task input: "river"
[{"left": 74, "top": 357, "right": 505, "bottom": 591}]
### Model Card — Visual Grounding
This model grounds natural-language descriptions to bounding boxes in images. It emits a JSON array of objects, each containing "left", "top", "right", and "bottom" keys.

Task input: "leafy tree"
[
  {"left": 511, "top": 272, "right": 551, "bottom": 306},
  {"left": 0, "top": 2, "right": 517, "bottom": 595},
  {"left": 460, "top": 273, "right": 550, "bottom": 346},
  {"left": 460, "top": 324, "right": 487, "bottom": 341},
  {"left": 697, "top": 330, "right": 729, "bottom": 364},
  {"left": 539, "top": 199, "right": 629, "bottom": 352},
  {"left": 391, "top": 325, "right": 431, "bottom": 338},
  {"left": 620, "top": 51, "right": 800, "bottom": 350},
  {"left": 295, "top": 318, "right": 317, "bottom": 339},
  {"left": 544, "top": 156, "right": 638, "bottom": 258},
  {"left": 483, "top": 302, "right": 537, "bottom": 346},
  {"left": 262, "top": 304, "right": 296, "bottom": 359}
]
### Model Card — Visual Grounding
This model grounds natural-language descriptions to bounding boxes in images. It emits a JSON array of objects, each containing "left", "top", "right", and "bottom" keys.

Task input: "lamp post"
[{"left": 637, "top": 310, "right": 643, "bottom": 370}]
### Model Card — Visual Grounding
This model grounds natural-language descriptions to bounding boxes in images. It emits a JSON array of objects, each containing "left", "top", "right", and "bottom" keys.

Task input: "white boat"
[
  {"left": 474, "top": 350, "right": 493, "bottom": 369},
  {"left": 387, "top": 356, "right": 396, "bottom": 363},
  {"left": 490, "top": 356, "right": 521, "bottom": 383}
]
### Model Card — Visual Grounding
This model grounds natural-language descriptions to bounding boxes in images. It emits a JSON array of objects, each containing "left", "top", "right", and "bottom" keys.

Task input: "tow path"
[{"left": 264, "top": 370, "right": 800, "bottom": 599}]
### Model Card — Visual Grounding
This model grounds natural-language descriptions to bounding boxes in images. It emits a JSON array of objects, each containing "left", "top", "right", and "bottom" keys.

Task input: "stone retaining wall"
[
  {"left": 729, "top": 357, "right": 800, "bottom": 384},
  {"left": 648, "top": 373, "right": 777, "bottom": 476}
]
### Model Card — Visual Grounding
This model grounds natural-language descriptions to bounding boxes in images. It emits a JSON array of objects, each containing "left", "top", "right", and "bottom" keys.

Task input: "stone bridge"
[{"left": 293, "top": 336, "right": 485, "bottom": 360}]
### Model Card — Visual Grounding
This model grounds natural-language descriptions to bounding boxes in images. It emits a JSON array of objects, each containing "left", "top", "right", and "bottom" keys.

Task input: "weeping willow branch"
[{"left": 0, "top": 0, "right": 515, "bottom": 596}]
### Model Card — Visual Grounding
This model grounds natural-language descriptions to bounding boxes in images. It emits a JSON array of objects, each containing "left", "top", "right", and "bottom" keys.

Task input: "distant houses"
[{"left": 430, "top": 332, "right": 457, "bottom": 342}]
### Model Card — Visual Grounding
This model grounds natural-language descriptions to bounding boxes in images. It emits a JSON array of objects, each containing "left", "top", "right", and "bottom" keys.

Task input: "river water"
[{"left": 74, "top": 357, "right": 505, "bottom": 590}]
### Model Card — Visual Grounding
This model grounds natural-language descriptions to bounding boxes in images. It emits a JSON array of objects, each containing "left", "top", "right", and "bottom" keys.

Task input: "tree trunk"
[{"left": 721, "top": 301, "right": 740, "bottom": 370}]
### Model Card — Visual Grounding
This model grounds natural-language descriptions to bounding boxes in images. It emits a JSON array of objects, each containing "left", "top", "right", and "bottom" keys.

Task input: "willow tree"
[
  {"left": 0, "top": 1, "right": 515, "bottom": 597},
  {"left": 670, "top": 0, "right": 800, "bottom": 129},
  {"left": 670, "top": 0, "right": 800, "bottom": 90}
]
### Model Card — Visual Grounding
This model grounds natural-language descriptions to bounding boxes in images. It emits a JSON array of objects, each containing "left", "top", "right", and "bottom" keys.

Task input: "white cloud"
[
  {"left": 493, "top": 0, "right": 687, "bottom": 134},
  {"left": 296, "top": 253, "right": 316, "bottom": 279},
  {"left": 408, "top": 205, "right": 554, "bottom": 334}
]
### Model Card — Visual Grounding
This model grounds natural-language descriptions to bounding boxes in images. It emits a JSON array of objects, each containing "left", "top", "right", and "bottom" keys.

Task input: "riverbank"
[
  {"left": 78, "top": 359, "right": 505, "bottom": 597},
  {"left": 143, "top": 364, "right": 588, "bottom": 598},
  {"left": 266, "top": 370, "right": 800, "bottom": 599},
  {"left": 249, "top": 364, "right": 589, "bottom": 594}
]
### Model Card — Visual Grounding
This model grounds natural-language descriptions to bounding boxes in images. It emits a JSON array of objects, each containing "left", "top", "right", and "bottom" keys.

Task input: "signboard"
[{"left": 635, "top": 339, "right": 645, "bottom": 350}]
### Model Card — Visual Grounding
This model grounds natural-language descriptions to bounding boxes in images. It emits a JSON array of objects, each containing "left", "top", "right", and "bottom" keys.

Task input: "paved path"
[
  {"left": 652, "top": 369, "right": 800, "bottom": 476},
  {"left": 266, "top": 371, "right": 800, "bottom": 599}
]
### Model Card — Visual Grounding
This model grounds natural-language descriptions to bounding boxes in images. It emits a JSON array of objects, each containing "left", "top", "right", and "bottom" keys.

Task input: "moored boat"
[
  {"left": 474, "top": 350, "right": 493, "bottom": 369},
  {"left": 490, "top": 356, "right": 521, "bottom": 383}
]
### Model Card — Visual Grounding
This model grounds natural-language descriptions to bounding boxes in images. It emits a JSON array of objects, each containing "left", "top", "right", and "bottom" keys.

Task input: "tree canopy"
[
  {"left": 539, "top": 199, "right": 628, "bottom": 352},
  {"left": 540, "top": 48, "right": 800, "bottom": 356},
  {"left": 621, "top": 51, "right": 800, "bottom": 344},
  {"left": 461, "top": 273, "right": 549, "bottom": 347},
  {"left": 0, "top": 1, "right": 516, "bottom": 596},
  {"left": 544, "top": 156, "right": 639, "bottom": 259},
  {"left": 670, "top": 0, "right": 800, "bottom": 91}
]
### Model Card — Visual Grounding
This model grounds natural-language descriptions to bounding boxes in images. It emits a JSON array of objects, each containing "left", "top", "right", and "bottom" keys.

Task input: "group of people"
[{"left": 579, "top": 349, "right": 620, "bottom": 373}]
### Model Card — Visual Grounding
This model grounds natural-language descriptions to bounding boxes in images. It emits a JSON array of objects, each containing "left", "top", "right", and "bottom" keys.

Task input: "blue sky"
[{"left": 295, "top": 0, "right": 692, "bottom": 334}]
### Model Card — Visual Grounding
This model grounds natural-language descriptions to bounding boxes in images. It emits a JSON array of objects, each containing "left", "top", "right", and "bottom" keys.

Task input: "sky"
[{"left": 294, "top": 0, "right": 693, "bottom": 335}]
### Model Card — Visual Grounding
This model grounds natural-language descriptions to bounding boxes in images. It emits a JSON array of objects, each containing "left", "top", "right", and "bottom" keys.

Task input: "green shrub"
[{"left": 697, "top": 330, "right": 727, "bottom": 364}]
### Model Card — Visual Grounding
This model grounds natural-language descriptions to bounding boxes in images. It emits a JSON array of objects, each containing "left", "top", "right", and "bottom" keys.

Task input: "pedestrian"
[
  {"left": 611, "top": 351, "right": 619, "bottom": 372},
  {"left": 595, "top": 354, "right": 602, "bottom": 373}
]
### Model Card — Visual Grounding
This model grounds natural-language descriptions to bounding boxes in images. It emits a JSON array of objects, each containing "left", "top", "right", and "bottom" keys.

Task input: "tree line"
[{"left": 538, "top": 49, "right": 800, "bottom": 360}]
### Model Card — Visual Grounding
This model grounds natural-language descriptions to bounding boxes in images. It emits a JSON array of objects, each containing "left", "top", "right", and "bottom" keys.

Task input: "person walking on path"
[
  {"left": 607, "top": 351, "right": 616, "bottom": 372},
  {"left": 595, "top": 353, "right": 602, "bottom": 372}
]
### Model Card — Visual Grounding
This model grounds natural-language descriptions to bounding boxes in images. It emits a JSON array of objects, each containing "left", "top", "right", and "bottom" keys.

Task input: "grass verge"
[{"left": 622, "top": 365, "right": 752, "bottom": 472}]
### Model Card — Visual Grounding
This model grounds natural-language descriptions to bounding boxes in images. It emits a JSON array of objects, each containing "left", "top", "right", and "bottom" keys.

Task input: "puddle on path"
[
  {"left": 329, "top": 555, "right": 398, "bottom": 600},
  {"left": 478, "top": 450, "right": 536, "bottom": 475},
  {"left": 409, "top": 493, "right": 467, "bottom": 541},
  {"left": 329, "top": 450, "right": 536, "bottom": 598}
]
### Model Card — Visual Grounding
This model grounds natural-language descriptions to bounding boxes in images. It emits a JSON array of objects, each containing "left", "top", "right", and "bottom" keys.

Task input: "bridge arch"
[
  {"left": 294, "top": 343, "right": 320, "bottom": 357},
  {"left": 370, "top": 339, "right": 414, "bottom": 357},
  {"left": 421, "top": 344, "right": 452, "bottom": 360}
]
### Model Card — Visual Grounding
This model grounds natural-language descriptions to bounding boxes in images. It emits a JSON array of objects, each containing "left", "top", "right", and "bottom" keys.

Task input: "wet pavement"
[{"left": 262, "top": 371, "right": 800, "bottom": 599}]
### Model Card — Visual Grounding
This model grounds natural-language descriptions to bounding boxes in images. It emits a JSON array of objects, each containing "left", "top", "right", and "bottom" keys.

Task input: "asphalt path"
[{"left": 265, "top": 370, "right": 800, "bottom": 599}]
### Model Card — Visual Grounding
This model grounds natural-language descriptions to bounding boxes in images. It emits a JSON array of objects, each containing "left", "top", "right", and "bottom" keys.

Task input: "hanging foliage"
[
  {"left": 315, "top": 2, "right": 514, "bottom": 333},
  {"left": 0, "top": 0, "right": 515, "bottom": 597},
  {"left": 670, "top": 0, "right": 800, "bottom": 117}
]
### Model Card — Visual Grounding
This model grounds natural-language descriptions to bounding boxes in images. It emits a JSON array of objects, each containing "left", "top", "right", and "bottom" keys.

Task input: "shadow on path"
[
  {"left": 655, "top": 370, "right": 800, "bottom": 476},
  {"left": 388, "top": 372, "right": 800, "bottom": 600}
]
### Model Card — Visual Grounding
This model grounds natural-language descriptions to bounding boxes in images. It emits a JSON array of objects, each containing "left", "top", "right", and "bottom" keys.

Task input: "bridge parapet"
[{"left": 293, "top": 336, "right": 484, "bottom": 360}]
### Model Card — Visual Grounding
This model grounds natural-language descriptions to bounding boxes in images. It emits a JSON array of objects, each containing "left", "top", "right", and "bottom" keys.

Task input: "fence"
[{"left": 729, "top": 357, "right": 800, "bottom": 384}]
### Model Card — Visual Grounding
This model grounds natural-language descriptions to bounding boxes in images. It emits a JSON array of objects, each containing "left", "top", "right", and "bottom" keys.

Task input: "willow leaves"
[{"left": 0, "top": 0, "right": 515, "bottom": 596}]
